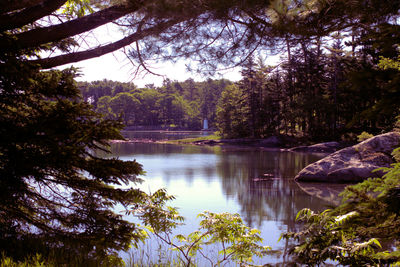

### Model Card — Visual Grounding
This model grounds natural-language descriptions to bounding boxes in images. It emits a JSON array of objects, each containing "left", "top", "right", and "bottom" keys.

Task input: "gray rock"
[{"left": 295, "top": 132, "right": 400, "bottom": 183}]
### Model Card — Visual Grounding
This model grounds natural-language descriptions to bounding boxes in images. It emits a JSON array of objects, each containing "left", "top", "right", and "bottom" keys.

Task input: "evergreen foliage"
[
  {"left": 0, "top": 59, "right": 147, "bottom": 264},
  {"left": 216, "top": 33, "right": 400, "bottom": 140}
]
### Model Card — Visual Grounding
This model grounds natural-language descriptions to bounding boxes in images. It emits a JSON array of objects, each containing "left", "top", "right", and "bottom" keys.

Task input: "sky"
[
  {"left": 58, "top": 22, "right": 243, "bottom": 87},
  {"left": 68, "top": 50, "right": 243, "bottom": 87},
  {"left": 58, "top": 23, "right": 280, "bottom": 87}
]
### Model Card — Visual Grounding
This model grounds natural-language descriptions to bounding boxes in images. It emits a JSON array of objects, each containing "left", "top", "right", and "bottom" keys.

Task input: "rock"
[
  {"left": 290, "top": 141, "right": 347, "bottom": 153},
  {"left": 295, "top": 132, "right": 400, "bottom": 183}
]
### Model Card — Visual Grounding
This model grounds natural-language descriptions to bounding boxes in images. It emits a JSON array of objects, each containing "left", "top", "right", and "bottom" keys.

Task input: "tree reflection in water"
[
  {"left": 103, "top": 141, "right": 333, "bottom": 231},
  {"left": 100, "top": 136, "right": 341, "bottom": 264},
  {"left": 215, "top": 149, "right": 330, "bottom": 231}
]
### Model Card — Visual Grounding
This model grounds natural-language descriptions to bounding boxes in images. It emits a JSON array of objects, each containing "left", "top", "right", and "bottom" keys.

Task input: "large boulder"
[{"left": 295, "top": 132, "right": 400, "bottom": 183}]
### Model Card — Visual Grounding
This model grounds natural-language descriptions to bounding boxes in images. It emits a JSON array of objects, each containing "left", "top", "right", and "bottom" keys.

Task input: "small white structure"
[{"left": 203, "top": 119, "right": 208, "bottom": 130}]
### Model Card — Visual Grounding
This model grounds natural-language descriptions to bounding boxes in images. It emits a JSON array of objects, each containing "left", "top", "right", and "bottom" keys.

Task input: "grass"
[
  {"left": 167, "top": 134, "right": 221, "bottom": 144},
  {"left": 0, "top": 245, "right": 196, "bottom": 267},
  {"left": 0, "top": 254, "right": 52, "bottom": 267}
]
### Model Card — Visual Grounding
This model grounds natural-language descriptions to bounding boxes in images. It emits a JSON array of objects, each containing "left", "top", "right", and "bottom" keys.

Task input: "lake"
[{"left": 109, "top": 131, "right": 343, "bottom": 265}]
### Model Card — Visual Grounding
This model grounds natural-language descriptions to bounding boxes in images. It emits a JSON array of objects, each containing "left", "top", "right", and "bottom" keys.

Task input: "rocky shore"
[
  {"left": 295, "top": 132, "right": 400, "bottom": 183},
  {"left": 168, "top": 132, "right": 400, "bottom": 184},
  {"left": 172, "top": 135, "right": 350, "bottom": 151},
  {"left": 112, "top": 131, "right": 400, "bottom": 184}
]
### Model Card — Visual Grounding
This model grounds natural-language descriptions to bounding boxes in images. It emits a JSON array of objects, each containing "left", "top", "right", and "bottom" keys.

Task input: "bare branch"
[{"left": 134, "top": 41, "right": 164, "bottom": 77}]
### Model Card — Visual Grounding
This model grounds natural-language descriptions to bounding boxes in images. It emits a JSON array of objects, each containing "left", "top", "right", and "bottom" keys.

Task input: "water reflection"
[
  {"left": 101, "top": 134, "right": 336, "bottom": 264},
  {"left": 214, "top": 149, "right": 327, "bottom": 231},
  {"left": 110, "top": 142, "right": 221, "bottom": 156},
  {"left": 296, "top": 182, "right": 348, "bottom": 206}
]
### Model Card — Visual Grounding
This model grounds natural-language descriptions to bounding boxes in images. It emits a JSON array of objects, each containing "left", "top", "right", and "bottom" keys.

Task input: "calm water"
[{"left": 108, "top": 132, "right": 342, "bottom": 265}]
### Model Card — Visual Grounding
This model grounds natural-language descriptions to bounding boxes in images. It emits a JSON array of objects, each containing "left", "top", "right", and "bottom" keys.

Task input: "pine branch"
[
  {"left": 31, "top": 18, "right": 183, "bottom": 68},
  {"left": 0, "top": 0, "right": 67, "bottom": 32},
  {"left": 0, "top": 2, "right": 142, "bottom": 52},
  {"left": 0, "top": 0, "right": 45, "bottom": 14}
]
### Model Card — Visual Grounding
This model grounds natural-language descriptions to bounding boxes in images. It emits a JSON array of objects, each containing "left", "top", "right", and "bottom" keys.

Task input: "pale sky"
[
  {"left": 52, "top": 21, "right": 247, "bottom": 87},
  {"left": 68, "top": 50, "right": 243, "bottom": 87},
  {"left": 58, "top": 24, "right": 281, "bottom": 87}
]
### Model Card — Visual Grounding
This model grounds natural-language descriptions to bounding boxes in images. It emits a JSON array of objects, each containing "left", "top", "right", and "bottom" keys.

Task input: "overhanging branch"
[
  {"left": 0, "top": 0, "right": 67, "bottom": 32},
  {"left": 32, "top": 18, "right": 183, "bottom": 69},
  {"left": 0, "top": 2, "right": 142, "bottom": 51},
  {"left": 0, "top": 0, "right": 45, "bottom": 14}
]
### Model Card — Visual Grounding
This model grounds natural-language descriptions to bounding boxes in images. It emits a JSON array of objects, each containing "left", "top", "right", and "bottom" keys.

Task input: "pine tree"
[{"left": 0, "top": 59, "right": 146, "bottom": 264}]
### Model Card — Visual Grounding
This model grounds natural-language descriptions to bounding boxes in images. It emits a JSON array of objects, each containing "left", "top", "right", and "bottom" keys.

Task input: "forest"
[
  {"left": 78, "top": 78, "right": 231, "bottom": 130},
  {"left": 80, "top": 26, "right": 400, "bottom": 141},
  {"left": 1, "top": 0, "right": 400, "bottom": 266}
]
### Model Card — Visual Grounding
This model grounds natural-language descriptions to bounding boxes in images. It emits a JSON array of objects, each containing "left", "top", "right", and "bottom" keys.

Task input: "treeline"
[
  {"left": 217, "top": 32, "right": 400, "bottom": 140},
  {"left": 80, "top": 31, "right": 399, "bottom": 141},
  {"left": 78, "top": 78, "right": 231, "bottom": 130}
]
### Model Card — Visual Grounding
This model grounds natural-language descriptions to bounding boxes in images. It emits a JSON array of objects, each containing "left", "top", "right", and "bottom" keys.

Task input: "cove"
[{"left": 109, "top": 131, "right": 339, "bottom": 265}]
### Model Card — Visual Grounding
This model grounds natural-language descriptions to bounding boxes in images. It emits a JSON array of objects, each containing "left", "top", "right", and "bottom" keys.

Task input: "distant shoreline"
[{"left": 111, "top": 134, "right": 352, "bottom": 154}]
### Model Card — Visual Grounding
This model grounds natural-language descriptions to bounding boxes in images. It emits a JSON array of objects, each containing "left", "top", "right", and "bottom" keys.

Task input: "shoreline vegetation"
[
  {"left": 111, "top": 131, "right": 352, "bottom": 153},
  {"left": 112, "top": 130, "right": 400, "bottom": 185}
]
